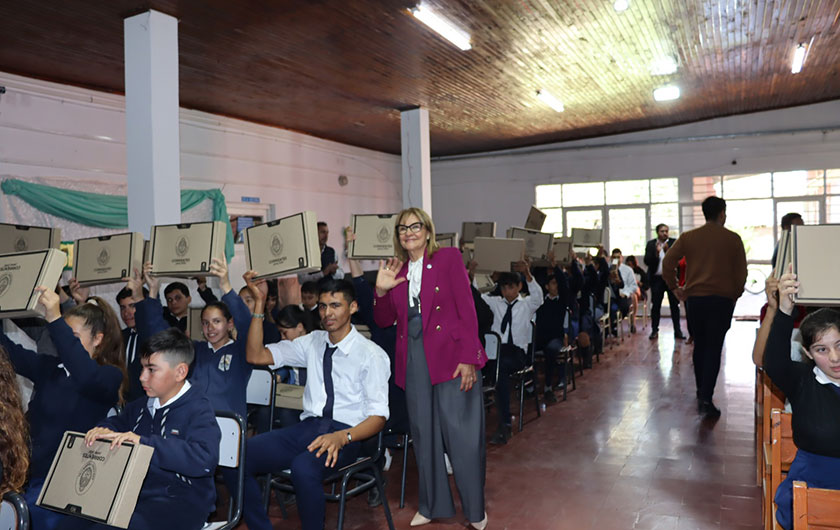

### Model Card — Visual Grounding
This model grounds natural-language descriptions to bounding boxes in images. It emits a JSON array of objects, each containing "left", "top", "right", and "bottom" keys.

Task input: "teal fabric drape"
[{"left": 1, "top": 178, "right": 235, "bottom": 262}]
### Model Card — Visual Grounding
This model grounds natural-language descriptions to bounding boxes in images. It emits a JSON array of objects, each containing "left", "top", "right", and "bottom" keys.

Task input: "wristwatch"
[{"left": 345, "top": 431, "right": 353, "bottom": 443}]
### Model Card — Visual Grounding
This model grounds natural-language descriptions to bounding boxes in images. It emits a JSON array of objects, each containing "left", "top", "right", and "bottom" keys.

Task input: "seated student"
[
  {"left": 242, "top": 278, "right": 390, "bottom": 530},
  {"left": 607, "top": 267, "right": 630, "bottom": 336},
  {"left": 1, "top": 288, "right": 125, "bottom": 529},
  {"left": 535, "top": 251, "right": 570, "bottom": 404},
  {"left": 162, "top": 281, "right": 192, "bottom": 332},
  {"left": 475, "top": 259, "right": 543, "bottom": 445},
  {"left": 625, "top": 255, "right": 649, "bottom": 301},
  {"left": 610, "top": 248, "right": 640, "bottom": 333},
  {"left": 117, "top": 285, "right": 149, "bottom": 403},
  {"left": 300, "top": 280, "right": 321, "bottom": 327},
  {"left": 0, "top": 346, "right": 28, "bottom": 497},
  {"left": 764, "top": 272, "right": 840, "bottom": 530},
  {"left": 59, "top": 328, "right": 222, "bottom": 530}
]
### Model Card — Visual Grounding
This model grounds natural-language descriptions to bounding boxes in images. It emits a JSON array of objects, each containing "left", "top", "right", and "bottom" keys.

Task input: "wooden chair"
[
  {"left": 792, "top": 481, "right": 840, "bottom": 529},
  {"left": 761, "top": 374, "right": 786, "bottom": 529},
  {"left": 766, "top": 409, "right": 796, "bottom": 530}
]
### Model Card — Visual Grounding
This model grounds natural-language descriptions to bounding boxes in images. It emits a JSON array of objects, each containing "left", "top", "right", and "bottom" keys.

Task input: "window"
[
  {"left": 773, "top": 170, "right": 824, "bottom": 197},
  {"left": 651, "top": 178, "right": 678, "bottom": 203},
  {"left": 692, "top": 176, "right": 721, "bottom": 201},
  {"left": 535, "top": 184, "right": 562, "bottom": 208},
  {"left": 565, "top": 209, "right": 602, "bottom": 237},
  {"left": 726, "top": 199, "right": 774, "bottom": 261},
  {"left": 562, "top": 182, "right": 604, "bottom": 207},
  {"left": 608, "top": 208, "right": 647, "bottom": 256},
  {"left": 606, "top": 179, "right": 649, "bottom": 204},
  {"left": 542, "top": 207, "right": 563, "bottom": 236},
  {"left": 828, "top": 196, "right": 840, "bottom": 224},
  {"left": 651, "top": 203, "right": 679, "bottom": 238},
  {"left": 722, "top": 173, "right": 771, "bottom": 199},
  {"left": 827, "top": 170, "right": 840, "bottom": 195}
]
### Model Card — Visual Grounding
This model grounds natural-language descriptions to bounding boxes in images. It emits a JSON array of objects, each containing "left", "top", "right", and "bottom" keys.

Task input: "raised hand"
[
  {"left": 778, "top": 265, "right": 798, "bottom": 316},
  {"left": 122, "top": 268, "right": 146, "bottom": 303},
  {"left": 243, "top": 270, "right": 267, "bottom": 302},
  {"left": 765, "top": 274, "right": 780, "bottom": 310},
  {"left": 209, "top": 257, "right": 232, "bottom": 294},
  {"left": 68, "top": 277, "right": 89, "bottom": 305},
  {"left": 35, "top": 286, "right": 62, "bottom": 322},
  {"left": 142, "top": 262, "right": 160, "bottom": 299},
  {"left": 375, "top": 257, "right": 406, "bottom": 296}
]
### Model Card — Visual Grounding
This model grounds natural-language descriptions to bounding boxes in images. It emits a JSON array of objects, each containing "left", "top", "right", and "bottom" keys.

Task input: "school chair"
[
  {"left": 598, "top": 288, "right": 611, "bottom": 355},
  {"left": 482, "top": 331, "right": 502, "bottom": 409},
  {"left": 767, "top": 409, "right": 796, "bottom": 530},
  {"left": 270, "top": 431, "right": 396, "bottom": 530},
  {"left": 761, "top": 376, "right": 786, "bottom": 529},
  {"left": 792, "top": 481, "right": 840, "bottom": 530},
  {"left": 203, "top": 411, "right": 246, "bottom": 530},
  {"left": 0, "top": 491, "right": 28, "bottom": 530},
  {"left": 382, "top": 426, "right": 411, "bottom": 509},
  {"left": 246, "top": 368, "right": 277, "bottom": 429},
  {"left": 512, "top": 322, "right": 541, "bottom": 433}
]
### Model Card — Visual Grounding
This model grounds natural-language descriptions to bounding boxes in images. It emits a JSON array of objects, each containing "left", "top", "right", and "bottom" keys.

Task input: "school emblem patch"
[
  {"left": 175, "top": 236, "right": 189, "bottom": 257},
  {"left": 0, "top": 273, "right": 11, "bottom": 298},
  {"left": 270, "top": 234, "right": 284, "bottom": 257},
  {"left": 14, "top": 237, "right": 27, "bottom": 252},
  {"left": 218, "top": 354, "right": 233, "bottom": 372},
  {"left": 97, "top": 247, "right": 111, "bottom": 266},
  {"left": 75, "top": 461, "right": 96, "bottom": 496},
  {"left": 377, "top": 225, "right": 391, "bottom": 243}
]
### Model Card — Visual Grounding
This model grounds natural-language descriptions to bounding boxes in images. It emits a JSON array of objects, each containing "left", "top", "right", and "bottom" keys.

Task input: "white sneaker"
[
  {"left": 444, "top": 453, "right": 453, "bottom": 475},
  {"left": 383, "top": 448, "right": 393, "bottom": 472}
]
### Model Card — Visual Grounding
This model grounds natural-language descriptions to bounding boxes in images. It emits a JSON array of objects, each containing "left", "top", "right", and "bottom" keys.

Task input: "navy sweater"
[
  {"left": 535, "top": 267, "right": 569, "bottom": 350},
  {"left": 99, "top": 385, "right": 220, "bottom": 515},
  {"left": 135, "top": 291, "right": 253, "bottom": 419},
  {"left": 1, "top": 319, "right": 122, "bottom": 480}
]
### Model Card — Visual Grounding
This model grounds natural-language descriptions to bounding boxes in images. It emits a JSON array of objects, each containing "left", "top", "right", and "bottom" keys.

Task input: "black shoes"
[
  {"left": 490, "top": 425, "right": 511, "bottom": 445},
  {"left": 698, "top": 400, "right": 722, "bottom": 418},
  {"left": 675, "top": 332, "right": 686, "bottom": 340},
  {"left": 630, "top": 325, "right": 637, "bottom": 334},
  {"left": 649, "top": 331, "right": 658, "bottom": 339},
  {"left": 543, "top": 389, "right": 558, "bottom": 404},
  {"left": 367, "top": 477, "right": 386, "bottom": 507}
]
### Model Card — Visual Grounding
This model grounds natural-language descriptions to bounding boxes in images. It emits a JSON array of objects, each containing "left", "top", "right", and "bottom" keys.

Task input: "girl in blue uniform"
[{"left": 1, "top": 287, "right": 125, "bottom": 529}]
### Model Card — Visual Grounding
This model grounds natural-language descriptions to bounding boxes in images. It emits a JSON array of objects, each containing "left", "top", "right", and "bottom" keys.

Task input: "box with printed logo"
[
  {"left": 348, "top": 214, "right": 398, "bottom": 259},
  {"left": 244, "top": 211, "right": 321, "bottom": 279},
  {"left": 73, "top": 232, "right": 144, "bottom": 287},
  {"left": 524, "top": 206, "right": 547, "bottom": 231},
  {"left": 37, "top": 431, "right": 154, "bottom": 529},
  {"left": 435, "top": 232, "right": 458, "bottom": 248},
  {"left": 506, "top": 227, "right": 553, "bottom": 262},
  {"left": 473, "top": 237, "right": 525, "bottom": 273},
  {"left": 149, "top": 221, "right": 226, "bottom": 277},
  {"left": 571, "top": 227, "right": 603, "bottom": 248},
  {"left": 0, "top": 248, "right": 67, "bottom": 319},
  {"left": 461, "top": 222, "right": 496, "bottom": 244},
  {"left": 0, "top": 223, "right": 62, "bottom": 254},
  {"left": 188, "top": 306, "right": 205, "bottom": 341}
]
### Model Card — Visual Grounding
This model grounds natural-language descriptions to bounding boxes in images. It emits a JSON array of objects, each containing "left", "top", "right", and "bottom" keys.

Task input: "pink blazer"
[{"left": 374, "top": 247, "right": 487, "bottom": 389}]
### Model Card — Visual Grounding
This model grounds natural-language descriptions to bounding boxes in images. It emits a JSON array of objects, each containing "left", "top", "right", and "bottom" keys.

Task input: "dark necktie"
[
  {"left": 501, "top": 300, "right": 518, "bottom": 345},
  {"left": 322, "top": 345, "right": 338, "bottom": 419}
]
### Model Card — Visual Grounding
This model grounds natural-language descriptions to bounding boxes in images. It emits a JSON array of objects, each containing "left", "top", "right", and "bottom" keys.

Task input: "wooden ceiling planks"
[{"left": 0, "top": 0, "right": 839, "bottom": 156}]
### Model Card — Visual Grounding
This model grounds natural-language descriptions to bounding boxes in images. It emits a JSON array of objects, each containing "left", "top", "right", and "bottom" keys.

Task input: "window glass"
[
  {"left": 606, "top": 180, "right": 649, "bottom": 204},
  {"left": 650, "top": 203, "right": 679, "bottom": 238},
  {"left": 828, "top": 196, "right": 840, "bottom": 224},
  {"left": 775, "top": 201, "right": 820, "bottom": 227},
  {"left": 826, "top": 170, "right": 840, "bottom": 195},
  {"left": 722, "top": 173, "right": 771, "bottom": 199},
  {"left": 562, "top": 182, "right": 605, "bottom": 207},
  {"left": 725, "top": 199, "right": 774, "bottom": 261},
  {"left": 692, "top": 176, "right": 721, "bottom": 201},
  {"left": 542, "top": 208, "right": 563, "bottom": 236},
  {"left": 681, "top": 205, "right": 705, "bottom": 232},
  {"left": 535, "top": 184, "right": 562, "bottom": 208},
  {"left": 608, "top": 208, "right": 647, "bottom": 257},
  {"left": 773, "top": 170, "right": 824, "bottom": 197},
  {"left": 565, "top": 209, "right": 603, "bottom": 237},
  {"left": 650, "top": 178, "right": 678, "bottom": 203}
]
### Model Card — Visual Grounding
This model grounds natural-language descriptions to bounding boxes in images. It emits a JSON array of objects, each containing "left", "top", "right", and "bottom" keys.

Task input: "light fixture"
[
  {"left": 791, "top": 44, "right": 806, "bottom": 74},
  {"left": 613, "top": 0, "right": 629, "bottom": 12},
  {"left": 410, "top": 3, "right": 471, "bottom": 51},
  {"left": 537, "top": 89, "right": 564, "bottom": 112},
  {"left": 653, "top": 85, "right": 680, "bottom": 102},
  {"left": 650, "top": 56, "right": 678, "bottom": 76}
]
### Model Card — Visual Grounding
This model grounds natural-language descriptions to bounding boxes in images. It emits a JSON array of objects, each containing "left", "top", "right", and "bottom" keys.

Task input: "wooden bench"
[
  {"left": 792, "top": 481, "right": 840, "bottom": 530},
  {"left": 759, "top": 371, "right": 786, "bottom": 529},
  {"left": 766, "top": 409, "right": 796, "bottom": 530}
]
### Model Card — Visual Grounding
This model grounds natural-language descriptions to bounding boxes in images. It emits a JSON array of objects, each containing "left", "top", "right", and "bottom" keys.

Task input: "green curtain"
[{"left": 1, "top": 178, "right": 235, "bottom": 262}]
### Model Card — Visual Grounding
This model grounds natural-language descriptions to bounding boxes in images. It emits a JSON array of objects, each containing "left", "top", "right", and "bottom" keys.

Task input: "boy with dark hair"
[
  {"left": 300, "top": 280, "right": 321, "bottom": 327},
  {"left": 162, "top": 282, "right": 191, "bottom": 331},
  {"left": 242, "top": 277, "right": 390, "bottom": 530},
  {"left": 61, "top": 328, "right": 221, "bottom": 530},
  {"left": 116, "top": 285, "right": 149, "bottom": 402}
]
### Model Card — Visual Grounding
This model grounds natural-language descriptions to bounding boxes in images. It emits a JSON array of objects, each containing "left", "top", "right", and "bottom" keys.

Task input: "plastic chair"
[
  {"left": 0, "top": 492, "right": 28, "bottom": 530},
  {"left": 203, "top": 411, "right": 246, "bottom": 530}
]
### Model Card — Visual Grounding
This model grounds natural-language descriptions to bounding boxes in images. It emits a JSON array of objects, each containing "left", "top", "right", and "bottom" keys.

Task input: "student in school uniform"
[
  {"left": 611, "top": 248, "right": 640, "bottom": 333},
  {"left": 1, "top": 288, "right": 126, "bottom": 529},
  {"left": 161, "top": 281, "right": 191, "bottom": 331},
  {"left": 475, "top": 260, "right": 543, "bottom": 445},
  {"left": 300, "top": 280, "right": 322, "bottom": 327},
  {"left": 243, "top": 277, "right": 390, "bottom": 530},
  {"left": 298, "top": 222, "right": 345, "bottom": 285},
  {"left": 117, "top": 286, "right": 148, "bottom": 402},
  {"left": 764, "top": 272, "right": 840, "bottom": 529},
  {"left": 535, "top": 250, "right": 570, "bottom": 403},
  {"left": 0, "top": 346, "right": 28, "bottom": 497},
  {"left": 59, "top": 328, "right": 222, "bottom": 530}
]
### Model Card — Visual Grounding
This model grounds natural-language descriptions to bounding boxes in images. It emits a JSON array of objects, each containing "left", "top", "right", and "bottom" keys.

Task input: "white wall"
[
  {"left": 430, "top": 101, "right": 840, "bottom": 235},
  {"left": 0, "top": 71, "right": 403, "bottom": 266}
]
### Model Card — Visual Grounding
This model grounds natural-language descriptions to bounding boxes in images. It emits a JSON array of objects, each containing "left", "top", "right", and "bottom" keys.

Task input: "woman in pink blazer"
[{"left": 374, "top": 207, "right": 488, "bottom": 529}]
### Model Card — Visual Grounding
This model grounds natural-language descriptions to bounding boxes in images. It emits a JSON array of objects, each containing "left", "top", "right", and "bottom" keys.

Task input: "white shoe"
[
  {"left": 444, "top": 453, "right": 453, "bottom": 475},
  {"left": 410, "top": 512, "right": 432, "bottom": 526},
  {"left": 383, "top": 448, "right": 393, "bottom": 472},
  {"left": 471, "top": 512, "right": 488, "bottom": 530}
]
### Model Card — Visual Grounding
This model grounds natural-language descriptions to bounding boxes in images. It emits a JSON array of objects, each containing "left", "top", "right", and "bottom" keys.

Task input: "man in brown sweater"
[{"left": 662, "top": 196, "right": 747, "bottom": 418}]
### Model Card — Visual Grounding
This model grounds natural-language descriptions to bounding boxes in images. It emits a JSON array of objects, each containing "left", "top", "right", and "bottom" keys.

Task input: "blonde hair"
[{"left": 393, "top": 207, "right": 440, "bottom": 262}]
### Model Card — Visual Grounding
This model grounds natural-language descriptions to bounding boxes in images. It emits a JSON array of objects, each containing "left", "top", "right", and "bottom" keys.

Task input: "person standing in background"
[{"left": 644, "top": 223, "right": 684, "bottom": 340}]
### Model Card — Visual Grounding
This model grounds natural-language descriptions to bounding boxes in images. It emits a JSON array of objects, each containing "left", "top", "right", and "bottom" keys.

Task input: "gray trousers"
[{"left": 405, "top": 307, "right": 486, "bottom": 522}]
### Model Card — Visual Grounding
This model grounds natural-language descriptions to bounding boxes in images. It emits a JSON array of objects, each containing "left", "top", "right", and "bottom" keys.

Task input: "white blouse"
[{"left": 407, "top": 257, "right": 424, "bottom": 308}]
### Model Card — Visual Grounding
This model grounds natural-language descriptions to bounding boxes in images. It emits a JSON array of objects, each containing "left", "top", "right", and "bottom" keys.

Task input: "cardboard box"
[
  {"left": 142, "top": 240, "right": 150, "bottom": 265},
  {"left": 0, "top": 248, "right": 67, "bottom": 319},
  {"left": 473, "top": 237, "right": 524, "bottom": 273},
  {"left": 474, "top": 273, "right": 496, "bottom": 293},
  {"left": 188, "top": 306, "right": 205, "bottom": 341},
  {"left": 524, "top": 206, "right": 547, "bottom": 231},
  {"left": 244, "top": 212, "right": 320, "bottom": 279},
  {"left": 149, "top": 222, "right": 226, "bottom": 278},
  {"left": 348, "top": 214, "right": 398, "bottom": 259},
  {"left": 73, "top": 232, "right": 145, "bottom": 287},
  {"left": 275, "top": 383, "right": 305, "bottom": 410},
  {"left": 436, "top": 232, "right": 458, "bottom": 248},
  {"left": 571, "top": 228, "right": 603, "bottom": 248},
  {"left": 774, "top": 230, "right": 792, "bottom": 279},
  {"left": 792, "top": 225, "right": 840, "bottom": 305},
  {"left": 506, "top": 227, "right": 553, "bottom": 261},
  {"left": 461, "top": 222, "right": 496, "bottom": 244},
  {"left": 553, "top": 237, "right": 574, "bottom": 265},
  {"left": 37, "top": 431, "right": 153, "bottom": 529},
  {"left": 0, "top": 223, "right": 62, "bottom": 254}
]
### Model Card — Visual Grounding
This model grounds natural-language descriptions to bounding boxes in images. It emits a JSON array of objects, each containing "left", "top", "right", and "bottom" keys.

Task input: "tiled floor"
[{"left": 259, "top": 318, "right": 762, "bottom": 529}]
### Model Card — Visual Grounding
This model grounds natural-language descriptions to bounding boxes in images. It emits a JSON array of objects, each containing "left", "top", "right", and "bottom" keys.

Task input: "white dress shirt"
[
  {"left": 655, "top": 246, "right": 666, "bottom": 276},
  {"left": 148, "top": 380, "right": 192, "bottom": 416},
  {"left": 617, "top": 263, "right": 639, "bottom": 298},
  {"left": 480, "top": 277, "right": 543, "bottom": 351},
  {"left": 266, "top": 326, "right": 391, "bottom": 427}
]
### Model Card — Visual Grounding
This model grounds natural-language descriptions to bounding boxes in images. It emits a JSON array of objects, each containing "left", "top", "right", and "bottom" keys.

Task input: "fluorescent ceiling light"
[
  {"left": 537, "top": 89, "right": 564, "bottom": 112},
  {"left": 653, "top": 85, "right": 680, "bottom": 101},
  {"left": 410, "top": 3, "right": 471, "bottom": 51},
  {"left": 791, "top": 44, "right": 806, "bottom": 74},
  {"left": 650, "top": 56, "right": 678, "bottom": 75},
  {"left": 613, "top": 0, "right": 629, "bottom": 12}
]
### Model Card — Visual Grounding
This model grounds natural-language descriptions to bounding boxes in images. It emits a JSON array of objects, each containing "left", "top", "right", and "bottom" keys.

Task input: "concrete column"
[
  {"left": 124, "top": 10, "right": 181, "bottom": 237},
  {"left": 400, "top": 107, "right": 432, "bottom": 214}
]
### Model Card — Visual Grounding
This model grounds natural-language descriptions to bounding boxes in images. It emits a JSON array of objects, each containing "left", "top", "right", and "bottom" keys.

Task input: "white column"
[
  {"left": 124, "top": 10, "right": 181, "bottom": 237},
  {"left": 400, "top": 107, "right": 432, "bottom": 214}
]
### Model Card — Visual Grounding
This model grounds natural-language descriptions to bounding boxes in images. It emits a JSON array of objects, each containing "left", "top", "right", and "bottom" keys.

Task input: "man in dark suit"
[
  {"left": 644, "top": 223, "right": 684, "bottom": 340},
  {"left": 116, "top": 286, "right": 148, "bottom": 402}
]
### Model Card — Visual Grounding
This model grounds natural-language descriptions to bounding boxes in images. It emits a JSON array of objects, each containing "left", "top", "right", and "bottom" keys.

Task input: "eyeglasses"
[{"left": 396, "top": 222, "right": 424, "bottom": 234}]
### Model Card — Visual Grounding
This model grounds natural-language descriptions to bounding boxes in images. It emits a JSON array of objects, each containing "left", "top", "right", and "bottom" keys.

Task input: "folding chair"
[
  {"left": 598, "top": 289, "right": 611, "bottom": 357},
  {"left": 512, "top": 322, "right": 541, "bottom": 432},
  {"left": 270, "top": 431, "right": 395, "bottom": 530},
  {"left": 792, "top": 481, "right": 840, "bottom": 530},
  {"left": 203, "top": 411, "right": 246, "bottom": 530},
  {"left": 0, "top": 492, "right": 28, "bottom": 530}
]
